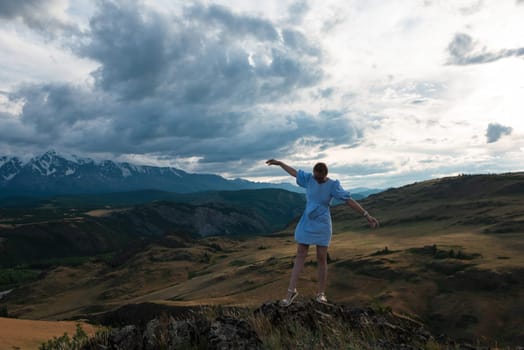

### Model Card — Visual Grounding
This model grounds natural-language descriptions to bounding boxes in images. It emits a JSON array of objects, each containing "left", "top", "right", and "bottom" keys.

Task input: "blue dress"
[{"left": 294, "top": 170, "right": 352, "bottom": 246}]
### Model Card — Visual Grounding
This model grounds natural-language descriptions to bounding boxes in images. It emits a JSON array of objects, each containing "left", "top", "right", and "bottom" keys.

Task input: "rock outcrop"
[
  {"left": 255, "top": 300, "right": 433, "bottom": 350},
  {"left": 81, "top": 300, "right": 487, "bottom": 350},
  {"left": 88, "top": 313, "right": 262, "bottom": 350}
]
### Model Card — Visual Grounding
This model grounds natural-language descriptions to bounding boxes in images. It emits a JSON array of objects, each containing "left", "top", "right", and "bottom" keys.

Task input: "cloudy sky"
[{"left": 1, "top": 0, "right": 523, "bottom": 189}]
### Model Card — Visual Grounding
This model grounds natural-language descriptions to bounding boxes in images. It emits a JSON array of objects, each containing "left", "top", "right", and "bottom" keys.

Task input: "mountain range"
[
  {"left": 0, "top": 150, "right": 301, "bottom": 198},
  {"left": 0, "top": 150, "right": 381, "bottom": 200}
]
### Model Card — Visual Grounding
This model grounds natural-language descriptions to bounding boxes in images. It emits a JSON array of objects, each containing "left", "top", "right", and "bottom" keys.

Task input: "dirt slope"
[{"left": 0, "top": 317, "right": 97, "bottom": 350}]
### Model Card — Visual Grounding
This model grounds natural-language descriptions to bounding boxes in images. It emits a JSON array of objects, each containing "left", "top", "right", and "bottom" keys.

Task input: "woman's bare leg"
[
  {"left": 316, "top": 245, "right": 328, "bottom": 295},
  {"left": 285, "top": 243, "right": 309, "bottom": 299}
]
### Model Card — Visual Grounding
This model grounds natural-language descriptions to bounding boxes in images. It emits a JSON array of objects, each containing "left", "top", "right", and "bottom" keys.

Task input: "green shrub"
[
  {"left": 0, "top": 268, "right": 40, "bottom": 287},
  {"left": 371, "top": 246, "right": 393, "bottom": 256},
  {"left": 40, "top": 324, "right": 112, "bottom": 350},
  {"left": 39, "top": 324, "right": 88, "bottom": 350},
  {"left": 229, "top": 259, "right": 247, "bottom": 267}
]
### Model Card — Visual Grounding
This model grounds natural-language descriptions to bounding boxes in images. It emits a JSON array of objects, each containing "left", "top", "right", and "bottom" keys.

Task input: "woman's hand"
[
  {"left": 366, "top": 214, "right": 380, "bottom": 229},
  {"left": 346, "top": 199, "right": 379, "bottom": 229},
  {"left": 266, "top": 159, "right": 282, "bottom": 166},
  {"left": 265, "top": 159, "right": 297, "bottom": 177}
]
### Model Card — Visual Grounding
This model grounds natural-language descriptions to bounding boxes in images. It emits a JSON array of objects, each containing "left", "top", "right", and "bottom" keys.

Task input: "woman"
[{"left": 266, "top": 159, "right": 379, "bottom": 306}]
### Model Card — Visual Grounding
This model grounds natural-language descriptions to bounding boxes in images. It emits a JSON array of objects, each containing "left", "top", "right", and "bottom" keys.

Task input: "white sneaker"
[
  {"left": 315, "top": 292, "right": 328, "bottom": 304},
  {"left": 280, "top": 289, "right": 298, "bottom": 307}
]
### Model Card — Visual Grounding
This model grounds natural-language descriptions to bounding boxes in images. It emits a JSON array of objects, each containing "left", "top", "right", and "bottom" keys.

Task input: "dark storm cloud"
[
  {"left": 0, "top": 0, "right": 78, "bottom": 36},
  {"left": 186, "top": 4, "right": 279, "bottom": 41},
  {"left": 0, "top": 0, "right": 42, "bottom": 18},
  {"left": 486, "top": 123, "right": 512, "bottom": 143},
  {"left": 2, "top": 83, "right": 112, "bottom": 150},
  {"left": 0, "top": 111, "right": 46, "bottom": 147},
  {"left": 2, "top": 84, "right": 363, "bottom": 166},
  {"left": 79, "top": 1, "right": 322, "bottom": 102},
  {"left": 79, "top": 1, "right": 170, "bottom": 100},
  {"left": 447, "top": 33, "right": 524, "bottom": 65},
  {"left": 124, "top": 109, "right": 363, "bottom": 163},
  {"left": 7, "top": 82, "right": 246, "bottom": 153},
  {"left": 1, "top": 1, "right": 363, "bottom": 172},
  {"left": 12, "top": 84, "right": 103, "bottom": 132}
]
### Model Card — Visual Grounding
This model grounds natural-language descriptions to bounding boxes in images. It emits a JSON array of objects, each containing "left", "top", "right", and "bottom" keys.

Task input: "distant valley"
[{"left": 0, "top": 188, "right": 305, "bottom": 268}]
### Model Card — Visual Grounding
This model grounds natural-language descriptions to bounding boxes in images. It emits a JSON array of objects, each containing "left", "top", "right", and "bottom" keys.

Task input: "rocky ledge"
[{"left": 81, "top": 300, "right": 513, "bottom": 350}]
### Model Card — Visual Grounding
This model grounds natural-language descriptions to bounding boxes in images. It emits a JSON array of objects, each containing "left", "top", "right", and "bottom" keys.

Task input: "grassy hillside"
[
  {"left": 333, "top": 172, "right": 524, "bottom": 234},
  {"left": 0, "top": 188, "right": 306, "bottom": 210},
  {"left": 1, "top": 172, "right": 524, "bottom": 347},
  {"left": 0, "top": 189, "right": 304, "bottom": 268}
]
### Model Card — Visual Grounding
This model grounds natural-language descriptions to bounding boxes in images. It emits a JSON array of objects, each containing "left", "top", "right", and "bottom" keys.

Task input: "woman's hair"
[{"left": 313, "top": 162, "right": 328, "bottom": 175}]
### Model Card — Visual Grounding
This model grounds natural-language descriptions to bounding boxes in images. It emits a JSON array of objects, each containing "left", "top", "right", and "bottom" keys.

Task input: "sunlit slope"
[
  {"left": 332, "top": 172, "right": 524, "bottom": 234},
  {"left": 0, "top": 317, "right": 97, "bottom": 350}
]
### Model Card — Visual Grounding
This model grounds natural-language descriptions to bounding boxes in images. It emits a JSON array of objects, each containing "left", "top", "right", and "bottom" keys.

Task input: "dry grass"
[
  {"left": 0, "top": 317, "right": 97, "bottom": 350},
  {"left": 3, "top": 225, "right": 524, "bottom": 346}
]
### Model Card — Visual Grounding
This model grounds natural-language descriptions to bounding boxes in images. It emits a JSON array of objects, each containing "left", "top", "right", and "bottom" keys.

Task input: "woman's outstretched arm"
[
  {"left": 266, "top": 159, "right": 297, "bottom": 178},
  {"left": 346, "top": 198, "right": 380, "bottom": 228}
]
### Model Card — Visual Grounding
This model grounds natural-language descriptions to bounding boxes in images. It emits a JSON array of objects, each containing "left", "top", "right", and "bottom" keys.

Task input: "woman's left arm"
[{"left": 346, "top": 198, "right": 380, "bottom": 228}]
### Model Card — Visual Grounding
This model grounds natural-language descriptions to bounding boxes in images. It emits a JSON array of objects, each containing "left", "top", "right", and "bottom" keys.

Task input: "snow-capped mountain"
[
  {"left": 0, "top": 151, "right": 299, "bottom": 198},
  {"left": 0, "top": 156, "right": 23, "bottom": 183}
]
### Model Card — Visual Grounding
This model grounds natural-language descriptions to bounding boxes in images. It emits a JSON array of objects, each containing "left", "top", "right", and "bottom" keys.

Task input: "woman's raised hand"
[
  {"left": 266, "top": 159, "right": 281, "bottom": 166},
  {"left": 366, "top": 215, "right": 380, "bottom": 229}
]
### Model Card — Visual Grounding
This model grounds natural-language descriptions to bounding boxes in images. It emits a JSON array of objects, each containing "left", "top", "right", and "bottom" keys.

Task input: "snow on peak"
[
  {"left": 129, "top": 163, "right": 147, "bottom": 174},
  {"left": 3, "top": 173, "right": 17, "bottom": 181},
  {"left": 31, "top": 163, "right": 55, "bottom": 176},
  {"left": 61, "top": 153, "right": 94, "bottom": 164},
  {"left": 32, "top": 164, "right": 45, "bottom": 175},
  {"left": 0, "top": 157, "right": 23, "bottom": 182},
  {"left": 31, "top": 150, "right": 94, "bottom": 166},
  {"left": 120, "top": 165, "right": 132, "bottom": 178},
  {"left": 2, "top": 150, "right": 187, "bottom": 180},
  {"left": 0, "top": 156, "right": 22, "bottom": 168},
  {"left": 35, "top": 157, "right": 57, "bottom": 176}
]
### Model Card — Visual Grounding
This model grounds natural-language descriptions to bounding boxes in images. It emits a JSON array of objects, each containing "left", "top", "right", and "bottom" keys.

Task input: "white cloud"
[{"left": 0, "top": 29, "right": 97, "bottom": 91}]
